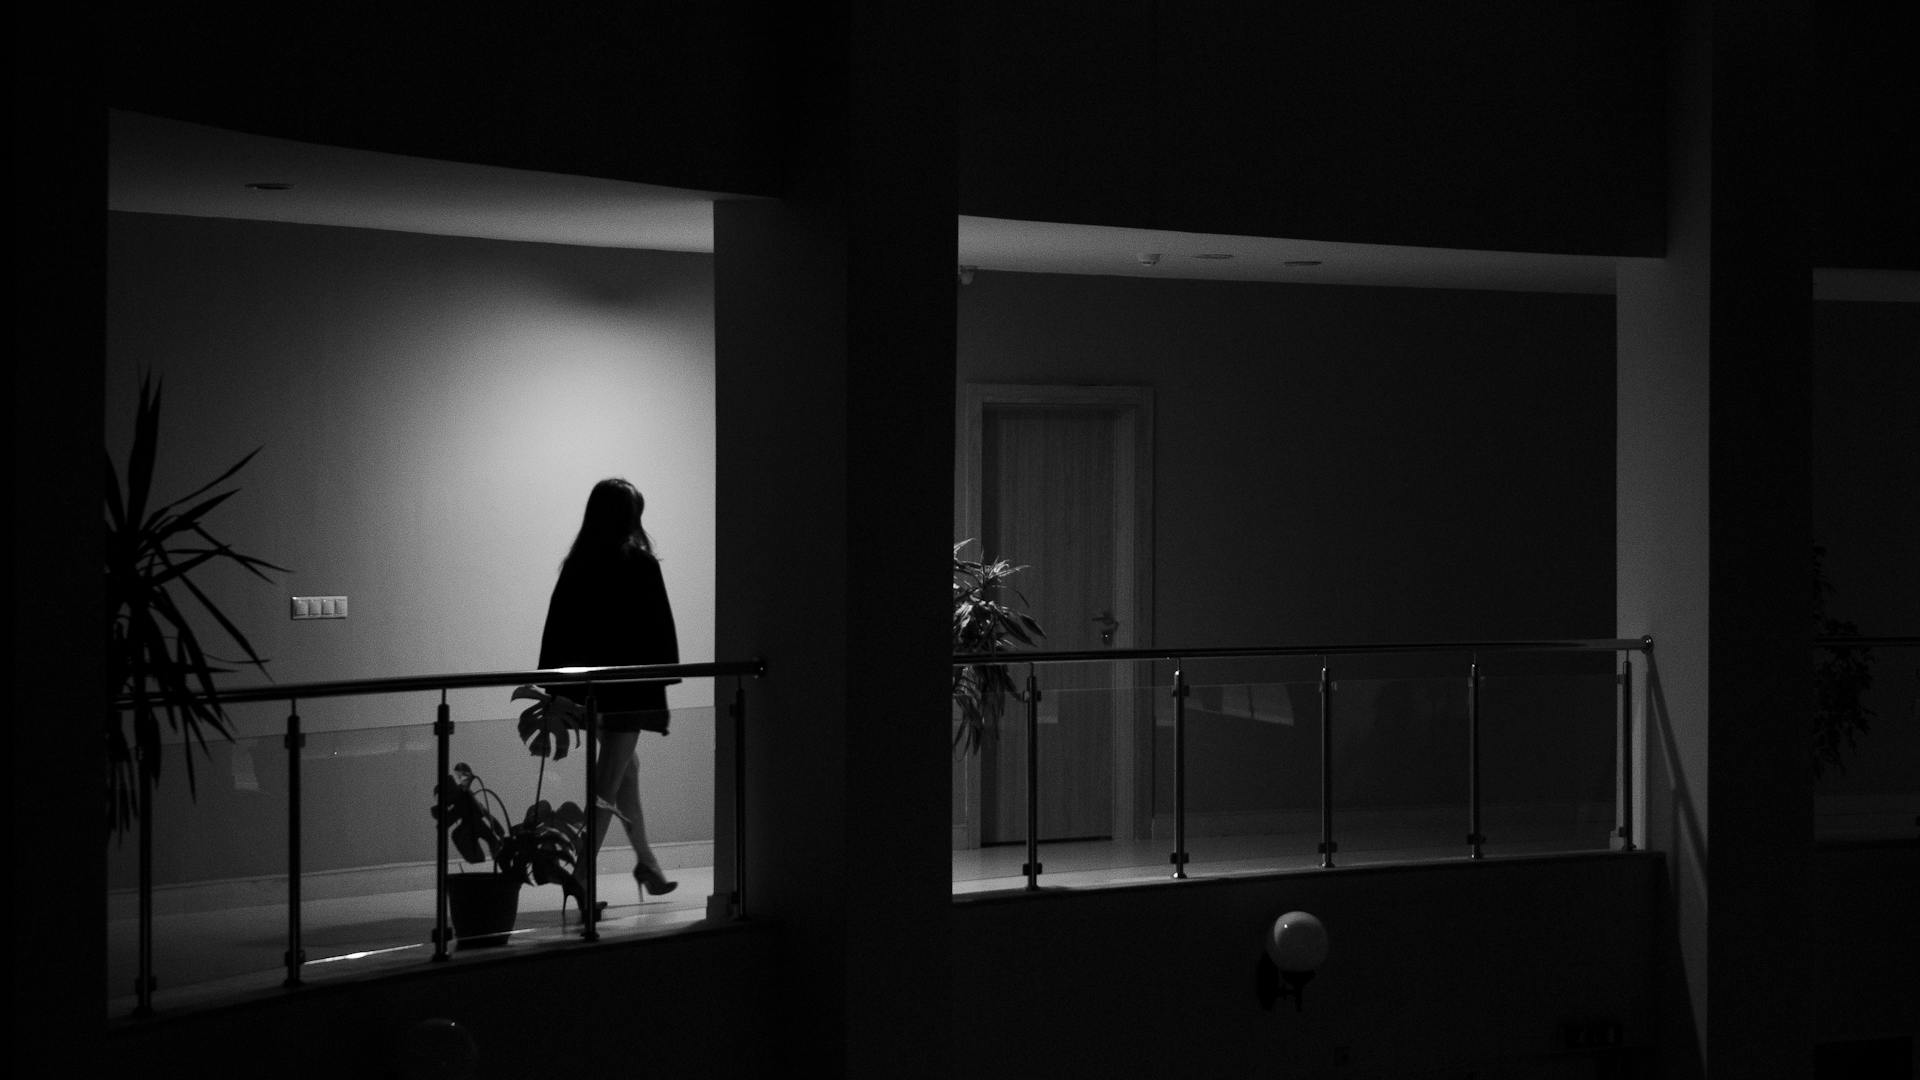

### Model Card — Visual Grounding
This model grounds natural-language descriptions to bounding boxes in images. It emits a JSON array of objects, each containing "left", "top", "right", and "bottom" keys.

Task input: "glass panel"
[
  {"left": 1326, "top": 674, "right": 1471, "bottom": 861},
  {"left": 298, "top": 717, "right": 476, "bottom": 969},
  {"left": 105, "top": 696, "right": 296, "bottom": 1011},
  {"left": 1159, "top": 676, "right": 1328, "bottom": 868},
  {"left": 954, "top": 660, "right": 1162, "bottom": 892},
  {"left": 1479, "top": 671, "right": 1620, "bottom": 854},
  {"left": 1151, "top": 655, "right": 1325, "bottom": 875}
]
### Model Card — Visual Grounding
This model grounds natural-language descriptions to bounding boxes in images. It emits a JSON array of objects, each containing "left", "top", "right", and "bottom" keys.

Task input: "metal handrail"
[
  {"left": 953, "top": 637, "right": 1652, "bottom": 667},
  {"left": 114, "top": 659, "right": 768, "bottom": 711},
  {"left": 952, "top": 636, "right": 1653, "bottom": 890}
]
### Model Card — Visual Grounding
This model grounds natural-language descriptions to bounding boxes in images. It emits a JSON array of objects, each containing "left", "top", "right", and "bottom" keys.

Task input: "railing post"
[
  {"left": 1023, "top": 665, "right": 1043, "bottom": 890},
  {"left": 134, "top": 746, "right": 155, "bottom": 1016},
  {"left": 581, "top": 685, "right": 600, "bottom": 940},
  {"left": 1319, "top": 659, "right": 1337, "bottom": 868},
  {"left": 1618, "top": 655, "right": 1637, "bottom": 851},
  {"left": 731, "top": 677, "right": 748, "bottom": 920},
  {"left": 283, "top": 701, "right": 307, "bottom": 986},
  {"left": 431, "top": 693, "right": 452, "bottom": 962},
  {"left": 1170, "top": 660, "right": 1190, "bottom": 879},
  {"left": 1467, "top": 659, "right": 1485, "bottom": 859}
]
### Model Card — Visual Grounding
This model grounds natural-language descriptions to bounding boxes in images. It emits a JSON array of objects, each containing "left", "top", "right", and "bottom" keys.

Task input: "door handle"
[{"left": 1093, "top": 610, "right": 1120, "bottom": 646}]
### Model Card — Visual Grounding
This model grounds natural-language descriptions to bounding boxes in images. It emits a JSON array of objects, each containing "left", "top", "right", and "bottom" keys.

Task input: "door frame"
[{"left": 954, "top": 383, "right": 1155, "bottom": 849}]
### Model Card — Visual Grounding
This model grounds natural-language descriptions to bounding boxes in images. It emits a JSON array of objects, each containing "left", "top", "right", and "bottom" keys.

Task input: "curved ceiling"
[{"left": 110, "top": 111, "right": 1918, "bottom": 301}]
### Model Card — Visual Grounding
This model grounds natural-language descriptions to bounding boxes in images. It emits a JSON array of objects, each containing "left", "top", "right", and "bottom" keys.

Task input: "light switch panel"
[{"left": 291, "top": 596, "right": 349, "bottom": 620}]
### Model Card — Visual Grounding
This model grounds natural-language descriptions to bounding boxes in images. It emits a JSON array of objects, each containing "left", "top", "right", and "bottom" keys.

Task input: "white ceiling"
[
  {"left": 955, "top": 216, "right": 1617, "bottom": 293},
  {"left": 108, "top": 110, "right": 726, "bottom": 252},
  {"left": 110, "top": 110, "right": 1917, "bottom": 300}
]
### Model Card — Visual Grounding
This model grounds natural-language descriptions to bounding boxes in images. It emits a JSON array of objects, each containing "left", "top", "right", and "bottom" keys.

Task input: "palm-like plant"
[
  {"left": 106, "top": 375, "right": 286, "bottom": 837},
  {"left": 952, "top": 539, "right": 1044, "bottom": 753}
]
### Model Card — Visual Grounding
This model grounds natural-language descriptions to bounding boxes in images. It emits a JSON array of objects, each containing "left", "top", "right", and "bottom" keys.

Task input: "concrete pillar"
[
  {"left": 1618, "top": 1, "right": 1812, "bottom": 1074},
  {"left": 713, "top": 7, "right": 955, "bottom": 1075}
]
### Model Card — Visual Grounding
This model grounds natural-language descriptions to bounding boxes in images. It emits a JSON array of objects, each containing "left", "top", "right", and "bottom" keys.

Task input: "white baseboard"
[{"left": 1150, "top": 802, "right": 1614, "bottom": 843}]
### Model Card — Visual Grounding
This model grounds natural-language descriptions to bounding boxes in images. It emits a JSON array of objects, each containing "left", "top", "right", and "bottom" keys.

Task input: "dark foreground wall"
[
  {"left": 91, "top": 843, "right": 1915, "bottom": 1076},
  {"left": 101, "top": 922, "right": 777, "bottom": 1077},
  {"left": 952, "top": 854, "right": 1662, "bottom": 1077},
  {"left": 948, "top": 844, "right": 1917, "bottom": 1078},
  {"left": 1811, "top": 840, "right": 1920, "bottom": 1062}
]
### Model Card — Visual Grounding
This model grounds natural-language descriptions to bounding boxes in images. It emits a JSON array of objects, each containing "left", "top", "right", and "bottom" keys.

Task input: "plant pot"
[{"left": 445, "top": 874, "right": 522, "bottom": 948}]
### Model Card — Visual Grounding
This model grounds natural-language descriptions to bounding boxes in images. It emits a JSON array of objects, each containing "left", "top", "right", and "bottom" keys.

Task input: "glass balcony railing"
[
  {"left": 106, "top": 662, "right": 760, "bottom": 1017},
  {"left": 952, "top": 640, "right": 1646, "bottom": 894}
]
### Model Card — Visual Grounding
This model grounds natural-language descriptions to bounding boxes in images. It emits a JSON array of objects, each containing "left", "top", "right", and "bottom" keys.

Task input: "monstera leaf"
[
  {"left": 429, "top": 764, "right": 595, "bottom": 895},
  {"left": 513, "top": 684, "right": 584, "bottom": 760},
  {"left": 431, "top": 766, "right": 506, "bottom": 865},
  {"left": 499, "top": 798, "right": 588, "bottom": 888}
]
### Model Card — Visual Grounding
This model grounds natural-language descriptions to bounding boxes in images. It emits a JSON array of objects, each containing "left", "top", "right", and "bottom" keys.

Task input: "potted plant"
[
  {"left": 1812, "top": 544, "right": 1877, "bottom": 778},
  {"left": 951, "top": 539, "right": 1045, "bottom": 753},
  {"left": 429, "top": 760, "right": 592, "bottom": 946},
  {"left": 106, "top": 374, "right": 286, "bottom": 837}
]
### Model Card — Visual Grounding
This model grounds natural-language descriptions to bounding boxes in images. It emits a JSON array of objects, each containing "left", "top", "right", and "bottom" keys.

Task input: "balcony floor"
[
  {"left": 107, "top": 825, "right": 1616, "bottom": 1018},
  {"left": 951, "top": 829, "right": 1607, "bottom": 895}
]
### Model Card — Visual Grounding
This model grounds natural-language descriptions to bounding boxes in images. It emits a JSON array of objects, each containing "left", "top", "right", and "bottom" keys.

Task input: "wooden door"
[{"left": 956, "top": 385, "right": 1153, "bottom": 848}]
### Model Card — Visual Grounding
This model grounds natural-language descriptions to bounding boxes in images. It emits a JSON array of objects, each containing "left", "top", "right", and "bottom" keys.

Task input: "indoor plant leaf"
[
  {"left": 105, "top": 372, "right": 284, "bottom": 837},
  {"left": 951, "top": 539, "right": 1044, "bottom": 754}
]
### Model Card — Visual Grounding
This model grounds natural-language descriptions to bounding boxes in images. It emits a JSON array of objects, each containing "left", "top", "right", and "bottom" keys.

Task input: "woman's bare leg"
[
  {"left": 588, "top": 729, "right": 641, "bottom": 864},
  {"left": 612, "top": 757, "right": 663, "bottom": 875},
  {"left": 588, "top": 728, "right": 667, "bottom": 880}
]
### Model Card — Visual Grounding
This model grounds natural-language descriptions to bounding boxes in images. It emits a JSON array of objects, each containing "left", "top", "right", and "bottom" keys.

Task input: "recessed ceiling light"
[
  {"left": 1190, "top": 253, "right": 1235, "bottom": 260},
  {"left": 1283, "top": 259, "right": 1323, "bottom": 267},
  {"left": 244, "top": 182, "right": 293, "bottom": 191}
]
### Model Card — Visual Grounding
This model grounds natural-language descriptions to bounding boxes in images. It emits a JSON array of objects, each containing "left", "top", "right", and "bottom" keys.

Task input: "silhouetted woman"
[{"left": 539, "top": 478, "right": 681, "bottom": 902}]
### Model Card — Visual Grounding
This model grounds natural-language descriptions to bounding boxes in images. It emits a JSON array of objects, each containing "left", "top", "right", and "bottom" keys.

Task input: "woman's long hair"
[{"left": 565, "top": 477, "right": 654, "bottom": 566}]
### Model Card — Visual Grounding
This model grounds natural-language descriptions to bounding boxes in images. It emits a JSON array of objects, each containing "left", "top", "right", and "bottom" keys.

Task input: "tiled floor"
[{"left": 107, "top": 828, "right": 1610, "bottom": 1018}]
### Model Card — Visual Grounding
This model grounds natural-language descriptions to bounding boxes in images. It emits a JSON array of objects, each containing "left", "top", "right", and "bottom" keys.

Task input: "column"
[
  {"left": 714, "top": 6, "right": 956, "bottom": 1075},
  {"left": 1617, "top": 1, "right": 1813, "bottom": 1074}
]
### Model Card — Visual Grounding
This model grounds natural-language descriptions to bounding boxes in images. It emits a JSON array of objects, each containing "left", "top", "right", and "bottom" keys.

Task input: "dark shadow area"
[
  {"left": 1649, "top": 853, "right": 1705, "bottom": 1080},
  {"left": 1644, "top": 656, "right": 1707, "bottom": 875},
  {"left": 1642, "top": 656, "right": 1706, "bottom": 1078},
  {"left": 1815, "top": 1035, "right": 1915, "bottom": 1079}
]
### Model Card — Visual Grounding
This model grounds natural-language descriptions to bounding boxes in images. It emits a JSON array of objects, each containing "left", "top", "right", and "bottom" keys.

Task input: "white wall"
[
  {"left": 1616, "top": 256, "right": 1711, "bottom": 1055},
  {"left": 106, "top": 212, "right": 718, "bottom": 877}
]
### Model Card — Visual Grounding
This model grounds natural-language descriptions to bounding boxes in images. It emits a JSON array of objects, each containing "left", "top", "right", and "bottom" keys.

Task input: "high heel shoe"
[
  {"left": 565, "top": 897, "right": 611, "bottom": 926},
  {"left": 560, "top": 873, "right": 610, "bottom": 925},
  {"left": 635, "top": 864, "right": 678, "bottom": 897}
]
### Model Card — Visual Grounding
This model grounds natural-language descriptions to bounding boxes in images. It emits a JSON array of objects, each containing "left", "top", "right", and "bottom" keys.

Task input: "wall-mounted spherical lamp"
[
  {"left": 399, "top": 1016, "right": 477, "bottom": 1079},
  {"left": 1256, "top": 910, "right": 1329, "bottom": 1012}
]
